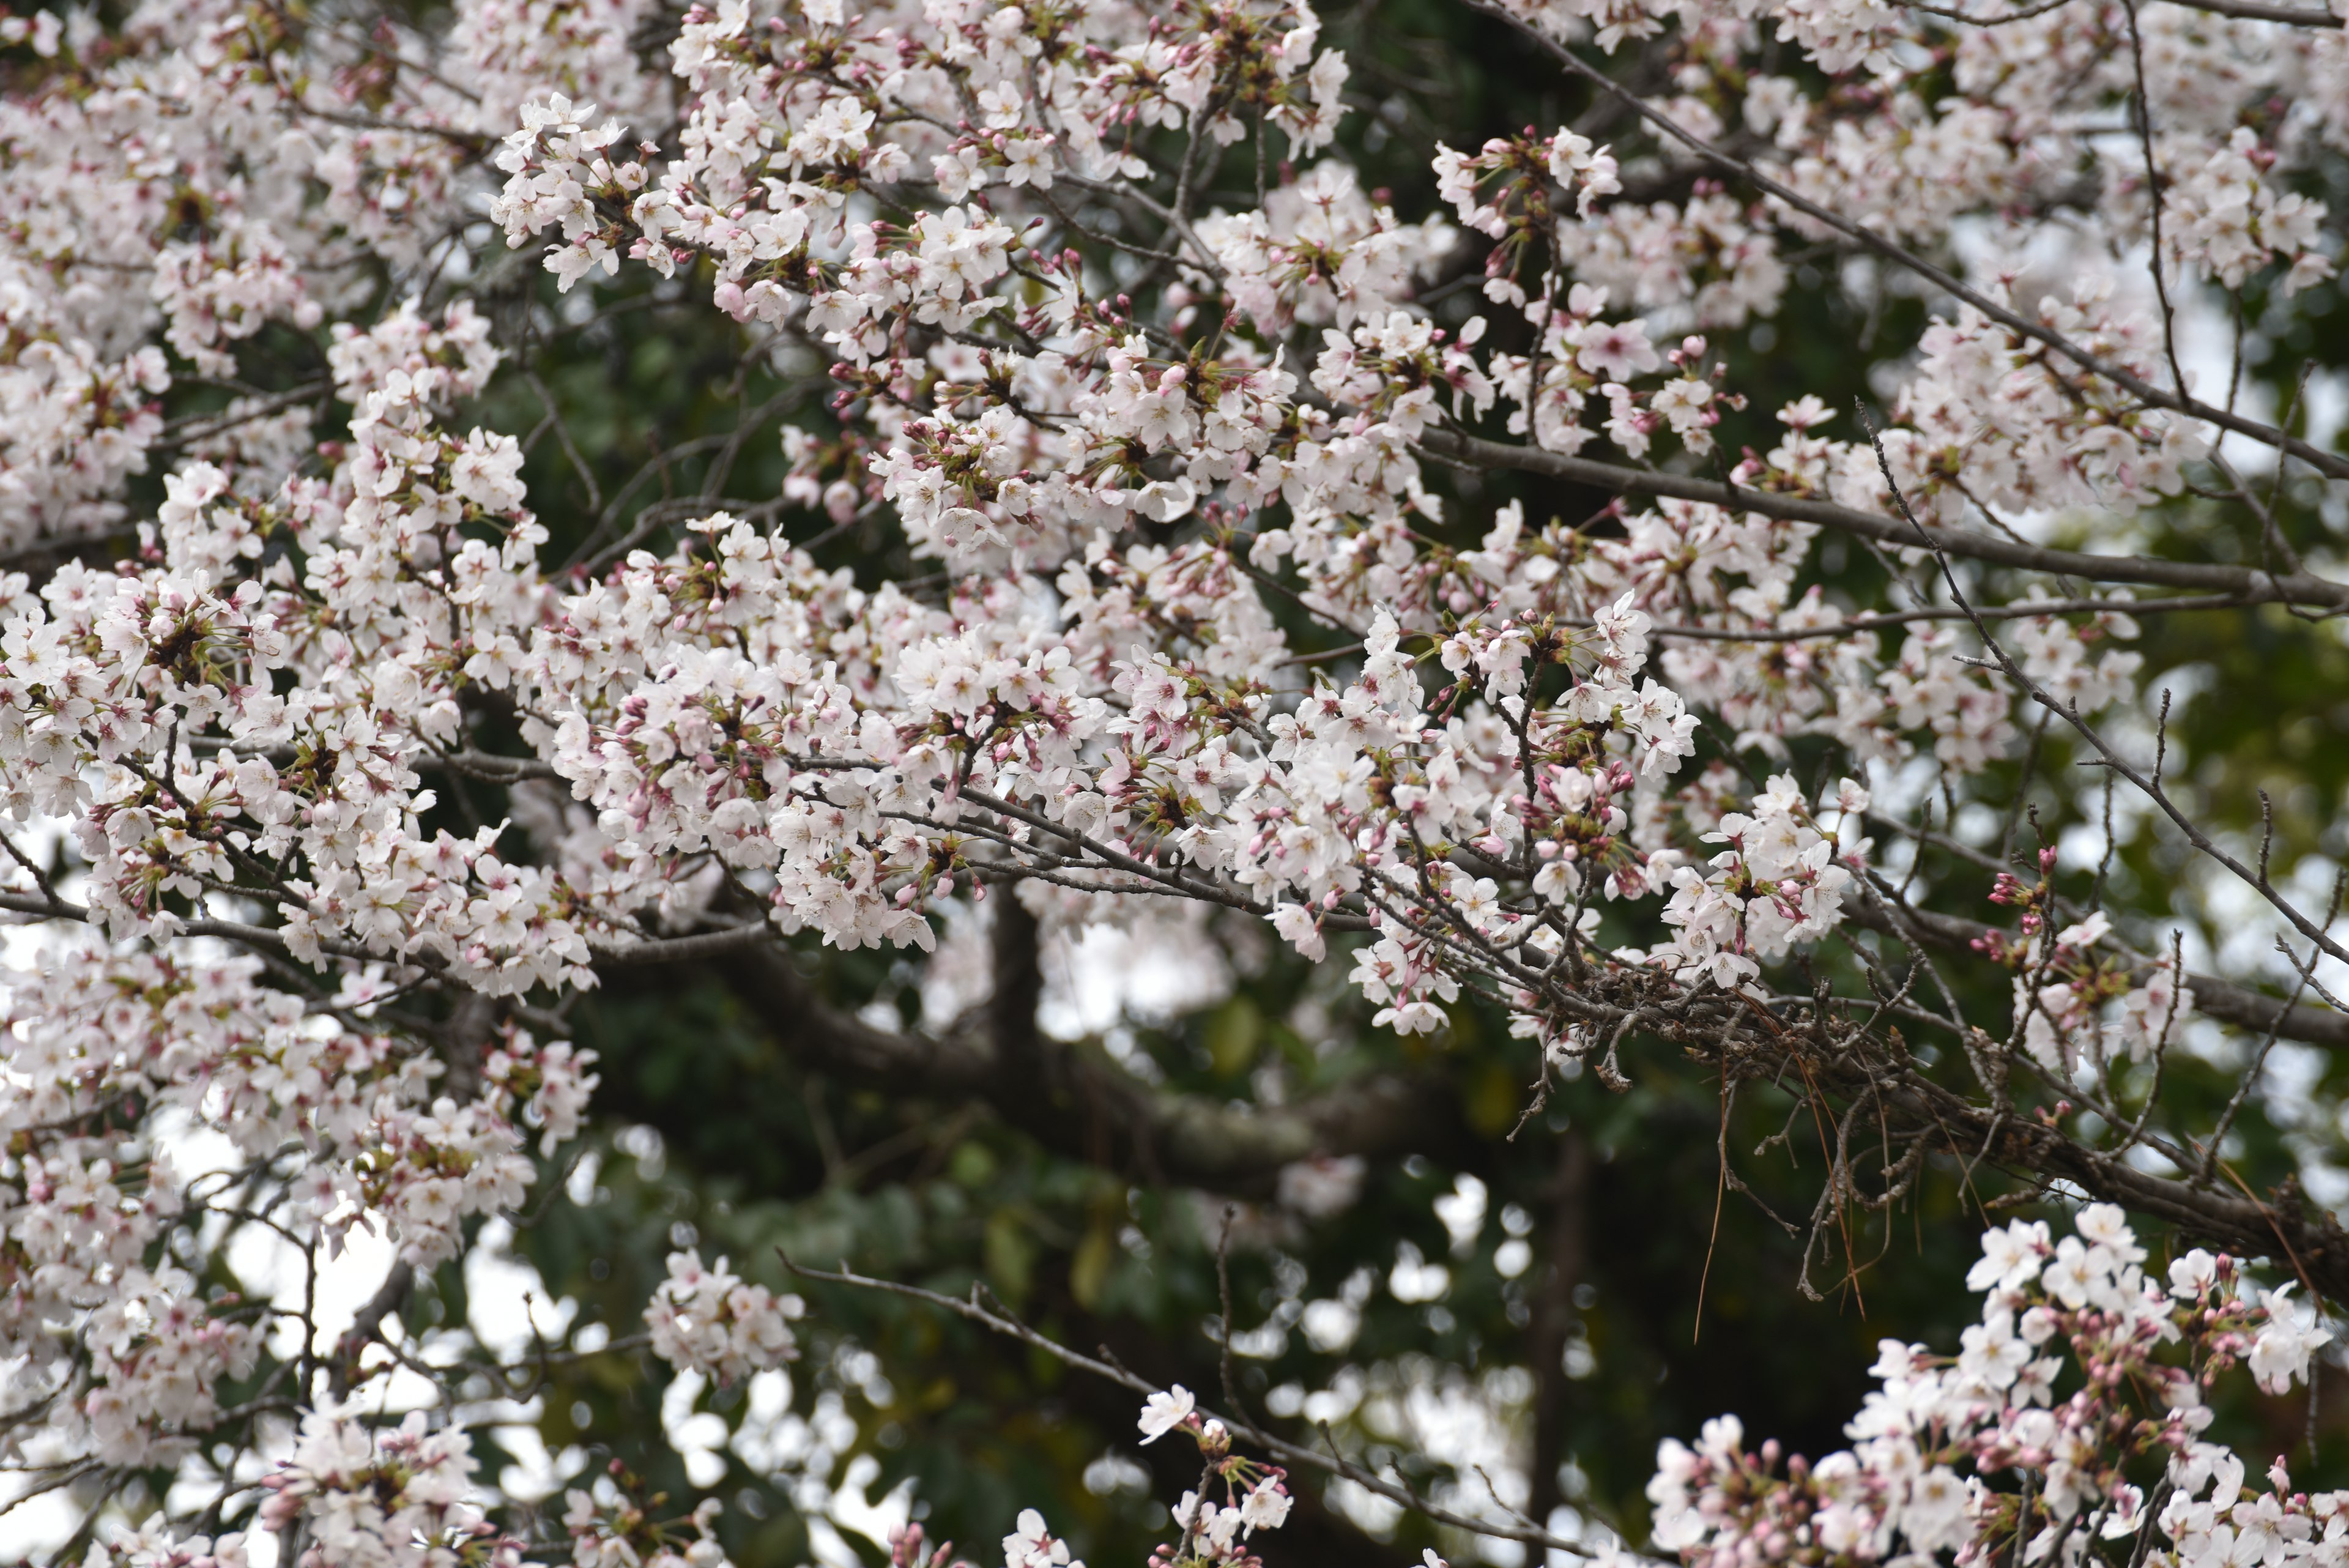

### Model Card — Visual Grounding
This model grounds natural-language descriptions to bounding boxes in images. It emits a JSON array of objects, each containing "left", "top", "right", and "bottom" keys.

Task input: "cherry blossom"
[{"left": 1, "top": 0, "right": 2345, "bottom": 1556}]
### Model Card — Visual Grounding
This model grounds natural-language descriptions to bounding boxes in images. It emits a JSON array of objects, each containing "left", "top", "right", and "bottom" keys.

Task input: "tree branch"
[
  {"left": 1416, "top": 428, "right": 2349, "bottom": 608},
  {"left": 720, "top": 943, "right": 1479, "bottom": 1189}
]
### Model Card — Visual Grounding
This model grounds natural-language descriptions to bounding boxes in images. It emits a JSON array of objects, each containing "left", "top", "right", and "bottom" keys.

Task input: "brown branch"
[
  {"left": 2151, "top": 0, "right": 2336, "bottom": 24},
  {"left": 718, "top": 942, "right": 1477, "bottom": 1189},
  {"left": 1845, "top": 850, "right": 2349, "bottom": 1050},
  {"left": 1415, "top": 428, "right": 2349, "bottom": 609},
  {"left": 1525, "top": 1126, "right": 1591, "bottom": 1529},
  {"left": 329, "top": 1260, "right": 415, "bottom": 1400}
]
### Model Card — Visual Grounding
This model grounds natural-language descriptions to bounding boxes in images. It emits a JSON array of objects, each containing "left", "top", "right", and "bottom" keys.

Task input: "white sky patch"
[
  {"left": 1041, "top": 905, "right": 1232, "bottom": 1039},
  {"left": 829, "top": 1452, "right": 916, "bottom": 1549},
  {"left": 915, "top": 895, "right": 1236, "bottom": 1040},
  {"left": 466, "top": 1216, "right": 579, "bottom": 1360}
]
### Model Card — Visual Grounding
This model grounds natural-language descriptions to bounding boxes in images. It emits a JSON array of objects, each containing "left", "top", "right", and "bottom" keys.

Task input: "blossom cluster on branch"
[{"left": 1650, "top": 1209, "right": 2336, "bottom": 1568}]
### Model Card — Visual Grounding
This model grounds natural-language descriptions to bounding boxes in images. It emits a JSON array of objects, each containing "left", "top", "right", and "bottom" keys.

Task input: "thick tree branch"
[
  {"left": 721, "top": 942, "right": 1479, "bottom": 1189},
  {"left": 1904, "top": 0, "right": 2338, "bottom": 25},
  {"left": 2154, "top": 0, "right": 2339, "bottom": 22},
  {"left": 1416, "top": 428, "right": 2349, "bottom": 608},
  {"left": 726, "top": 929, "right": 2349, "bottom": 1301},
  {"left": 1526, "top": 1126, "right": 1592, "bottom": 1529}
]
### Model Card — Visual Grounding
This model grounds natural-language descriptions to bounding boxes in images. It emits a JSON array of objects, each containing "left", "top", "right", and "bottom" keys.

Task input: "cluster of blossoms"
[
  {"left": 563, "top": 1473, "right": 734, "bottom": 1568},
  {"left": 1646, "top": 773, "right": 1868, "bottom": 990},
  {"left": 524, "top": 1386, "right": 1302, "bottom": 1568},
  {"left": 1135, "top": 1386, "right": 1296, "bottom": 1567},
  {"left": 1973, "top": 851, "right": 2192, "bottom": 1080},
  {"left": 0, "top": 939, "right": 602, "bottom": 1486},
  {"left": 253, "top": 1408, "right": 535, "bottom": 1568},
  {"left": 644, "top": 1249, "right": 803, "bottom": 1381},
  {"left": 1650, "top": 1208, "right": 2337, "bottom": 1568},
  {"left": 0, "top": 0, "right": 668, "bottom": 555},
  {"left": 0, "top": 0, "right": 2341, "bottom": 1551}
]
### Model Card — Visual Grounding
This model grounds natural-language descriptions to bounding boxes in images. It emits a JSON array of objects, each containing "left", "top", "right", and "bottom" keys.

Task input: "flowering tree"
[{"left": 5, "top": 0, "right": 2349, "bottom": 1561}]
